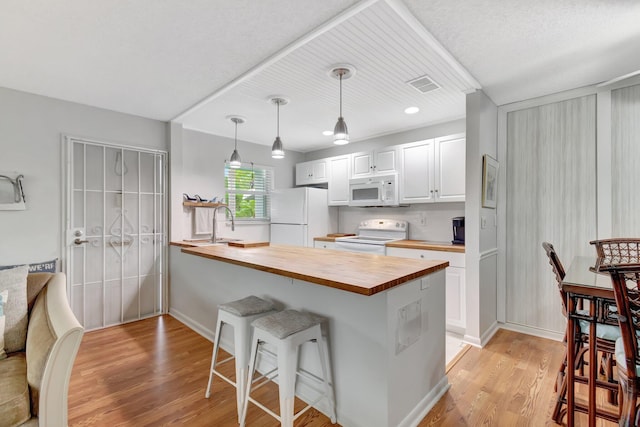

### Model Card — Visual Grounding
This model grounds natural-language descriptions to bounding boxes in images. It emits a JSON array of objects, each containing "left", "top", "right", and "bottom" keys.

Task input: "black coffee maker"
[{"left": 452, "top": 216, "right": 465, "bottom": 245}]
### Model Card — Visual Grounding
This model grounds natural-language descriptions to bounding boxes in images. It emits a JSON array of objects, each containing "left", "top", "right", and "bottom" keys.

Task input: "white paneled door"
[
  {"left": 64, "top": 138, "right": 167, "bottom": 330},
  {"left": 505, "top": 95, "right": 596, "bottom": 334}
]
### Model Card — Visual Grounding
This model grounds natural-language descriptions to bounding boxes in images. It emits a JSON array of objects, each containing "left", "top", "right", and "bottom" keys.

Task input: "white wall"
[
  {"left": 0, "top": 86, "right": 167, "bottom": 266},
  {"left": 169, "top": 126, "right": 305, "bottom": 242},
  {"left": 338, "top": 203, "right": 464, "bottom": 242},
  {"left": 465, "top": 90, "right": 498, "bottom": 346}
]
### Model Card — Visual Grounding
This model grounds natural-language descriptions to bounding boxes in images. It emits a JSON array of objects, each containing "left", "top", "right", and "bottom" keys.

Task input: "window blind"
[{"left": 225, "top": 163, "right": 273, "bottom": 220}]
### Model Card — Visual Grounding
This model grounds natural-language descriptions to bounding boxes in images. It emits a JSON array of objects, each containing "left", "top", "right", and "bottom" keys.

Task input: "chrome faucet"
[{"left": 211, "top": 205, "right": 235, "bottom": 243}]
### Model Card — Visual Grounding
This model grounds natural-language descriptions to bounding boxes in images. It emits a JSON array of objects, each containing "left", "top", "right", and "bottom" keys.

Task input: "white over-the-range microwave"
[{"left": 348, "top": 173, "right": 399, "bottom": 207}]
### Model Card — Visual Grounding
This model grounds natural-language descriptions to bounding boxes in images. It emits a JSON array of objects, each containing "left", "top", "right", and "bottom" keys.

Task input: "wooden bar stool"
[
  {"left": 240, "top": 309, "right": 336, "bottom": 427},
  {"left": 205, "top": 295, "right": 276, "bottom": 421}
]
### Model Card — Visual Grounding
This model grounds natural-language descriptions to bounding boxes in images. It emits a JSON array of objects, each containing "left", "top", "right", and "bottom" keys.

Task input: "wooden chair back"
[
  {"left": 542, "top": 242, "right": 567, "bottom": 315},
  {"left": 590, "top": 238, "right": 640, "bottom": 264}
]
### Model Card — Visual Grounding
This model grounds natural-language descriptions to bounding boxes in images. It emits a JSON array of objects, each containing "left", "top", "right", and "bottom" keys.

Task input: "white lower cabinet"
[
  {"left": 386, "top": 247, "right": 466, "bottom": 333},
  {"left": 314, "top": 241, "right": 336, "bottom": 250}
]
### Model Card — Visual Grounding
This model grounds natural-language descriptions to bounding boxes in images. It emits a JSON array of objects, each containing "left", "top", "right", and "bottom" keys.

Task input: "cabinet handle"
[
  {"left": 420, "top": 254, "right": 424, "bottom": 258},
  {"left": 430, "top": 190, "right": 434, "bottom": 194}
]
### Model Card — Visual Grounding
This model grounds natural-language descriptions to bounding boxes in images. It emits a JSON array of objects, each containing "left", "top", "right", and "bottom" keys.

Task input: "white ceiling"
[{"left": 2, "top": 0, "right": 640, "bottom": 152}]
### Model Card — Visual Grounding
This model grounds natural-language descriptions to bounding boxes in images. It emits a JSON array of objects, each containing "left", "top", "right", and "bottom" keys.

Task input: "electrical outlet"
[
  {"left": 481, "top": 216, "right": 487, "bottom": 229},
  {"left": 419, "top": 212, "right": 426, "bottom": 226}
]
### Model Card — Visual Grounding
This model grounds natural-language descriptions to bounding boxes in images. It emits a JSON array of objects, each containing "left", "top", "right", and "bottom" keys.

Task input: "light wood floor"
[{"left": 68, "top": 315, "right": 617, "bottom": 426}]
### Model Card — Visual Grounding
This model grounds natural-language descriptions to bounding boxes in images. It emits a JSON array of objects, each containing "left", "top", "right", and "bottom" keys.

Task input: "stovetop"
[{"left": 336, "top": 219, "right": 408, "bottom": 245}]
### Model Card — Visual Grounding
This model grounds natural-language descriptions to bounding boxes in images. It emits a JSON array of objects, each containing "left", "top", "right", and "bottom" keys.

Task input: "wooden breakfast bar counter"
[{"left": 169, "top": 243, "right": 450, "bottom": 427}]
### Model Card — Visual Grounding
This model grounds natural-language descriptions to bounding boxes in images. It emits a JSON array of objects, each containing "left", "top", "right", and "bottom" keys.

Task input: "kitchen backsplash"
[{"left": 338, "top": 202, "right": 465, "bottom": 242}]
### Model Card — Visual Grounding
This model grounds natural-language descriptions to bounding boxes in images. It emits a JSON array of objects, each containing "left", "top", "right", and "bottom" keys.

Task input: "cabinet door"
[
  {"left": 327, "top": 155, "right": 350, "bottom": 206},
  {"left": 435, "top": 134, "right": 465, "bottom": 202},
  {"left": 312, "top": 160, "right": 327, "bottom": 182},
  {"left": 296, "top": 162, "right": 313, "bottom": 185},
  {"left": 398, "top": 140, "right": 435, "bottom": 204},
  {"left": 374, "top": 147, "right": 397, "bottom": 174},
  {"left": 296, "top": 160, "right": 328, "bottom": 185},
  {"left": 445, "top": 266, "right": 466, "bottom": 332},
  {"left": 351, "top": 151, "right": 373, "bottom": 178}
]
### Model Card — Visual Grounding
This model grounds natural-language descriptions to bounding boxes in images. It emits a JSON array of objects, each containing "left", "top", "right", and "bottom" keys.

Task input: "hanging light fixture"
[
  {"left": 330, "top": 65, "right": 355, "bottom": 145},
  {"left": 269, "top": 96, "right": 288, "bottom": 159},
  {"left": 227, "top": 115, "right": 245, "bottom": 169}
]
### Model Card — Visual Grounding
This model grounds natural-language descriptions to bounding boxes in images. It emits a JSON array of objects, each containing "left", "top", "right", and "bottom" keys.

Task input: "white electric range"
[{"left": 334, "top": 219, "right": 408, "bottom": 255}]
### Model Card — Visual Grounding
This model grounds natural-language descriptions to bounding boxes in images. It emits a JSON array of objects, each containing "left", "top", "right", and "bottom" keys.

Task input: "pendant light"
[
  {"left": 269, "top": 96, "right": 288, "bottom": 159},
  {"left": 227, "top": 115, "right": 245, "bottom": 169},
  {"left": 330, "top": 65, "right": 355, "bottom": 145}
]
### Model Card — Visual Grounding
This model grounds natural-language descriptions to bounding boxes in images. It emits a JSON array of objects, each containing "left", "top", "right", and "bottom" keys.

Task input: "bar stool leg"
[
  {"left": 205, "top": 317, "right": 225, "bottom": 398},
  {"left": 278, "top": 338, "right": 299, "bottom": 427},
  {"left": 240, "top": 336, "right": 260, "bottom": 427},
  {"left": 233, "top": 318, "right": 251, "bottom": 421},
  {"left": 316, "top": 334, "right": 337, "bottom": 423}
]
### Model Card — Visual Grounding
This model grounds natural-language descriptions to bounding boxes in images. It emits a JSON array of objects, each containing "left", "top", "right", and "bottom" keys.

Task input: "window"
[{"left": 225, "top": 163, "right": 273, "bottom": 220}]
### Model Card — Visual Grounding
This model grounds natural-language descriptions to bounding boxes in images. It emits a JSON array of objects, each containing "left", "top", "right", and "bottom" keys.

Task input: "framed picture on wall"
[{"left": 482, "top": 155, "right": 498, "bottom": 209}]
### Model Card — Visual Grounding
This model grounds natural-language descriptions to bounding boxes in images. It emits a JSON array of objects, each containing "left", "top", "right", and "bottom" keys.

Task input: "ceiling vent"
[{"left": 407, "top": 75, "right": 440, "bottom": 93}]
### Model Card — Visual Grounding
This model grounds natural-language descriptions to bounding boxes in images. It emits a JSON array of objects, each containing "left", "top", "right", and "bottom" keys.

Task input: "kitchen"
[
  {"left": 171, "top": 113, "right": 470, "bottom": 421},
  {"left": 169, "top": 115, "right": 469, "bottom": 427}
]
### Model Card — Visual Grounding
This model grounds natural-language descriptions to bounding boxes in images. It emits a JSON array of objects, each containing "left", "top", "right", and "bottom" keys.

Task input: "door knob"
[{"left": 74, "top": 238, "right": 89, "bottom": 245}]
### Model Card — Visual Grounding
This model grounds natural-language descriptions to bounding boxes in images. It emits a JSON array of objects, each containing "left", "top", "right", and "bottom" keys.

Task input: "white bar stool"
[
  {"left": 205, "top": 295, "right": 276, "bottom": 421},
  {"left": 240, "top": 309, "right": 336, "bottom": 427}
]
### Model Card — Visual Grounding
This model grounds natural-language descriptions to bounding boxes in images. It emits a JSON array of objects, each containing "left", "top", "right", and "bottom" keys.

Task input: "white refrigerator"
[{"left": 270, "top": 187, "right": 335, "bottom": 247}]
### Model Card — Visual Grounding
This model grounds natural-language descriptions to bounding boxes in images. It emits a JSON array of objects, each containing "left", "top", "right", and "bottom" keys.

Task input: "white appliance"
[
  {"left": 349, "top": 174, "right": 398, "bottom": 207},
  {"left": 335, "top": 219, "right": 408, "bottom": 255},
  {"left": 270, "top": 187, "right": 334, "bottom": 247}
]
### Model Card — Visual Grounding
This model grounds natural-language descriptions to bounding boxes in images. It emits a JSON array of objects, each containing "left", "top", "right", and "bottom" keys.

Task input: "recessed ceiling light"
[
  {"left": 322, "top": 130, "right": 334, "bottom": 136},
  {"left": 404, "top": 107, "right": 420, "bottom": 115}
]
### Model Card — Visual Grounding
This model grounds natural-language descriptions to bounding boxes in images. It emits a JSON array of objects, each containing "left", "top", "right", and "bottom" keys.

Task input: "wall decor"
[
  {"left": 482, "top": 155, "right": 498, "bottom": 209},
  {"left": 0, "top": 173, "right": 26, "bottom": 210}
]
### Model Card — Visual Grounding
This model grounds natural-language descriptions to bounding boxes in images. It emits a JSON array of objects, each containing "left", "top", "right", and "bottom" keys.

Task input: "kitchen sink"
[
  {"left": 213, "top": 238, "right": 242, "bottom": 244},
  {"left": 186, "top": 238, "right": 242, "bottom": 246}
]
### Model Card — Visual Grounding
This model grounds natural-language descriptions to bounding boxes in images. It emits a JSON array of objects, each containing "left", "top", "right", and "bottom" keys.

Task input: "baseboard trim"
[
  {"left": 169, "top": 308, "right": 214, "bottom": 341},
  {"left": 499, "top": 322, "right": 564, "bottom": 342},
  {"left": 169, "top": 308, "right": 239, "bottom": 353},
  {"left": 397, "top": 376, "right": 450, "bottom": 427}
]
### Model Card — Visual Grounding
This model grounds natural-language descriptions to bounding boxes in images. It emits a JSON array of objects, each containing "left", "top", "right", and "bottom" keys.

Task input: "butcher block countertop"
[
  {"left": 385, "top": 240, "right": 465, "bottom": 253},
  {"left": 181, "top": 244, "right": 448, "bottom": 296},
  {"left": 313, "top": 234, "right": 355, "bottom": 242}
]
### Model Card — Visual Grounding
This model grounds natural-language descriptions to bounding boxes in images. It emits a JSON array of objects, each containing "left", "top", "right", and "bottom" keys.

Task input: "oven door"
[{"left": 334, "top": 240, "right": 386, "bottom": 255}]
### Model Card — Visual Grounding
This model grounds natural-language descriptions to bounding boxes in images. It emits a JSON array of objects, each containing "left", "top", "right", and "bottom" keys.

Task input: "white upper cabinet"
[
  {"left": 296, "top": 159, "right": 328, "bottom": 186},
  {"left": 327, "top": 155, "right": 350, "bottom": 206},
  {"left": 435, "top": 134, "right": 466, "bottom": 202},
  {"left": 350, "top": 147, "right": 397, "bottom": 178},
  {"left": 294, "top": 132, "right": 464, "bottom": 204},
  {"left": 398, "top": 139, "right": 435, "bottom": 203},
  {"left": 398, "top": 133, "right": 465, "bottom": 204}
]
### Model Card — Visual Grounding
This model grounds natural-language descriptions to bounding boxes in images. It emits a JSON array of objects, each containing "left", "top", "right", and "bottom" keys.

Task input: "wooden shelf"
[{"left": 182, "top": 201, "right": 227, "bottom": 208}]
